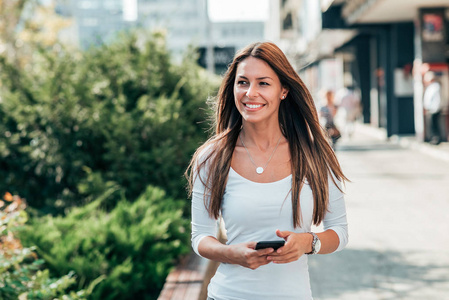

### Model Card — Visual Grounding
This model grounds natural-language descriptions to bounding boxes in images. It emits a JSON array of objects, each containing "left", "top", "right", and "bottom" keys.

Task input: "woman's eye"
[
  {"left": 237, "top": 80, "right": 247, "bottom": 85},
  {"left": 260, "top": 82, "right": 269, "bottom": 86}
]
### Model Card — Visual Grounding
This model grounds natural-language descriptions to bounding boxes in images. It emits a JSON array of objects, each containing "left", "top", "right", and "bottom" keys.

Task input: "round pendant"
[{"left": 256, "top": 167, "right": 264, "bottom": 174}]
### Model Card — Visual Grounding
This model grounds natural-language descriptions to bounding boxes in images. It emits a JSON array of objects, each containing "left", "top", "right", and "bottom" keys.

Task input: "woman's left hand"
[{"left": 266, "top": 229, "right": 313, "bottom": 264}]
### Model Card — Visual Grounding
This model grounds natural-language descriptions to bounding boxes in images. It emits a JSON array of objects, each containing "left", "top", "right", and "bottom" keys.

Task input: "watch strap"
[{"left": 306, "top": 232, "right": 319, "bottom": 255}]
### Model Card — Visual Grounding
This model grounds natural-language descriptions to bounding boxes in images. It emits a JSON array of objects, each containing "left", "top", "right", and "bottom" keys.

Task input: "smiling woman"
[
  {"left": 233, "top": 57, "right": 288, "bottom": 126},
  {"left": 187, "top": 42, "right": 349, "bottom": 300}
]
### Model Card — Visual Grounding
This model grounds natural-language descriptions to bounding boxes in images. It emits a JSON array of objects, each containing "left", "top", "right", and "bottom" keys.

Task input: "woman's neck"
[{"left": 240, "top": 122, "right": 284, "bottom": 151}]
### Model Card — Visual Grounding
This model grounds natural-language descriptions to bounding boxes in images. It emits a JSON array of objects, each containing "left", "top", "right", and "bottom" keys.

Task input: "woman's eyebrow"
[{"left": 236, "top": 75, "right": 273, "bottom": 80}]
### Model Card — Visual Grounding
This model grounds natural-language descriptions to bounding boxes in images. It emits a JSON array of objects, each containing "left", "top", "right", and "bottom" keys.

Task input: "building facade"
[
  {"left": 55, "top": 0, "right": 266, "bottom": 73},
  {"left": 137, "top": 0, "right": 208, "bottom": 58},
  {"left": 284, "top": 0, "right": 449, "bottom": 142},
  {"left": 56, "top": 0, "right": 136, "bottom": 49}
]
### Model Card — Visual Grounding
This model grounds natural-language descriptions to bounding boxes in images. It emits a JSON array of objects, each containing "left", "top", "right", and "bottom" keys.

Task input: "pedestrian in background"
[
  {"left": 320, "top": 89, "right": 341, "bottom": 149},
  {"left": 187, "top": 42, "right": 348, "bottom": 300},
  {"left": 423, "top": 71, "right": 443, "bottom": 145},
  {"left": 335, "top": 86, "right": 361, "bottom": 138}
]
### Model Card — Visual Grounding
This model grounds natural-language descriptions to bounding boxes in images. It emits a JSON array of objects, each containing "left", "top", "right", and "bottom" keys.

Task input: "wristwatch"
[{"left": 306, "top": 232, "right": 321, "bottom": 255}]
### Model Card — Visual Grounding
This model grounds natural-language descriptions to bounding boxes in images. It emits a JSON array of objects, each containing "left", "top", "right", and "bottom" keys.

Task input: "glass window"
[
  {"left": 83, "top": 18, "right": 99, "bottom": 27},
  {"left": 104, "top": 0, "right": 121, "bottom": 10},
  {"left": 79, "top": 1, "right": 99, "bottom": 9}
]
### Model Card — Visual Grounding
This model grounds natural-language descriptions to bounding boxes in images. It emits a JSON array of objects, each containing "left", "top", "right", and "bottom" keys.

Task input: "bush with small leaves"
[
  {"left": 18, "top": 185, "right": 190, "bottom": 299},
  {"left": 0, "top": 193, "right": 90, "bottom": 300}
]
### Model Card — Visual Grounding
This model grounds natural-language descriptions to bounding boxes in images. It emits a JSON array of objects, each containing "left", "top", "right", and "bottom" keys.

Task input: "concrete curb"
[{"left": 354, "top": 123, "right": 449, "bottom": 163}]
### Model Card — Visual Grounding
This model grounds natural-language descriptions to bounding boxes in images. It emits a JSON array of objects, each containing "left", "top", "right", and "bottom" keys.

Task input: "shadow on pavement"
[
  {"left": 336, "top": 143, "right": 401, "bottom": 152},
  {"left": 309, "top": 248, "right": 449, "bottom": 299},
  {"left": 343, "top": 172, "right": 443, "bottom": 180}
]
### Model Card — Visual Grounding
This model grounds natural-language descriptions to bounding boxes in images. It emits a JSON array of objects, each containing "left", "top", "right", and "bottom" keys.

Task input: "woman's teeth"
[{"left": 246, "top": 104, "right": 262, "bottom": 109}]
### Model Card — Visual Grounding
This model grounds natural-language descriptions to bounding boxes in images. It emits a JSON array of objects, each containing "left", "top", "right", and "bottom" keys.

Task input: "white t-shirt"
[
  {"left": 423, "top": 81, "right": 442, "bottom": 114},
  {"left": 191, "top": 162, "right": 348, "bottom": 300}
]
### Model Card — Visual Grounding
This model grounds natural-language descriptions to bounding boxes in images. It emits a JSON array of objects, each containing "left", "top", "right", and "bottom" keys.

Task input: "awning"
[
  {"left": 298, "top": 28, "right": 358, "bottom": 69},
  {"left": 342, "top": 0, "right": 449, "bottom": 24}
]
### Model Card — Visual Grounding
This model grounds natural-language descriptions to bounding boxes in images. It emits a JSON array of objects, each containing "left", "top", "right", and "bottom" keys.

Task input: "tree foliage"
[
  {"left": 0, "top": 23, "right": 218, "bottom": 299},
  {"left": 0, "top": 30, "right": 217, "bottom": 212},
  {"left": 0, "top": 0, "right": 71, "bottom": 65}
]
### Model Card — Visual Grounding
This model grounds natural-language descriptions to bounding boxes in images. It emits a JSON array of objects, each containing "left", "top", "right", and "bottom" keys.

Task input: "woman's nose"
[{"left": 246, "top": 84, "right": 258, "bottom": 98}]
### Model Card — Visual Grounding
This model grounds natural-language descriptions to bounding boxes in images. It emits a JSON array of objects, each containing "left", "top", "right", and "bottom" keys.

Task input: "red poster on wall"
[
  {"left": 419, "top": 8, "right": 448, "bottom": 63},
  {"left": 422, "top": 13, "right": 444, "bottom": 42}
]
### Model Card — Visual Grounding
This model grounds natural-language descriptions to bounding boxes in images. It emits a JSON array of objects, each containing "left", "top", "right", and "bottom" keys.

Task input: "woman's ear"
[{"left": 281, "top": 87, "right": 289, "bottom": 100}]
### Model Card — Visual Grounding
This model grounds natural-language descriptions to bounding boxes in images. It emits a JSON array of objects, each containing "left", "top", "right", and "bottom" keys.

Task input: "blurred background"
[{"left": 0, "top": 0, "right": 449, "bottom": 299}]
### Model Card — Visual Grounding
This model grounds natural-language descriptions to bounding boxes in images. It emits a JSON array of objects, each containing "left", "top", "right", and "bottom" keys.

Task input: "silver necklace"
[{"left": 239, "top": 134, "right": 282, "bottom": 175}]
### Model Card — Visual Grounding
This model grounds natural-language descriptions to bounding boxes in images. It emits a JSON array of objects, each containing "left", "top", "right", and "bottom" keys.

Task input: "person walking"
[
  {"left": 335, "top": 86, "right": 361, "bottom": 137},
  {"left": 320, "top": 89, "right": 341, "bottom": 149},
  {"left": 187, "top": 42, "right": 348, "bottom": 300},
  {"left": 423, "top": 71, "right": 443, "bottom": 145}
]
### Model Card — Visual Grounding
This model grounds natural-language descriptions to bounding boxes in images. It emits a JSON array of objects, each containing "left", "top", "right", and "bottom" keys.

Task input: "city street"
[{"left": 309, "top": 124, "right": 449, "bottom": 300}]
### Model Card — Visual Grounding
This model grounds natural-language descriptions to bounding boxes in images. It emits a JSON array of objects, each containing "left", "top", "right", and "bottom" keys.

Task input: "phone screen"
[{"left": 255, "top": 240, "right": 285, "bottom": 250}]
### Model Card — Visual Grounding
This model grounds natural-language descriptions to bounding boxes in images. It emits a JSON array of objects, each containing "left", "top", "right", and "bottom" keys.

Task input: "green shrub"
[
  {"left": 18, "top": 185, "right": 191, "bottom": 300},
  {"left": 0, "top": 193, "right": 89, "bottom": 300},
  {"left": 0, "top": 30, "right": 218, "bottom": 212}
]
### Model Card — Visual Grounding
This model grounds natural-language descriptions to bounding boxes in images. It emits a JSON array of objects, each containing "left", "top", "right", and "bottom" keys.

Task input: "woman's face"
[{"left": 233, "top": 56, "right": 288, "bottom": 125}]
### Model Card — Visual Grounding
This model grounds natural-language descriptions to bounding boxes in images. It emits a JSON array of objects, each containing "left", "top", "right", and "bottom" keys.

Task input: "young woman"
[{"left": 187, "top": 42, "right": 348, "bottom": 300}]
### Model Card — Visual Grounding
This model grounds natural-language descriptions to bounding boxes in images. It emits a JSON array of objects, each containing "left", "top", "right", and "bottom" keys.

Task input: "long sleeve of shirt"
[
  {"left": 191, "top": 165, "right": 217, "bottom": 256},
  {"left": 322, "top": 177, "right": 348, "bottom": 252}
]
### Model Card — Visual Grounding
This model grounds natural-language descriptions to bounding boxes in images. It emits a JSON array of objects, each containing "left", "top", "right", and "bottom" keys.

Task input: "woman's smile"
[{"left": 243, "top": 102, "right": 265, "bottom": 110}]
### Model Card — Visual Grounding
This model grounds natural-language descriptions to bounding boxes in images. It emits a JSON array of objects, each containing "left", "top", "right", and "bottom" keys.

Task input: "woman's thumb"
[{"left": 276, "top": 229, "right": 290, "bottom": 239}]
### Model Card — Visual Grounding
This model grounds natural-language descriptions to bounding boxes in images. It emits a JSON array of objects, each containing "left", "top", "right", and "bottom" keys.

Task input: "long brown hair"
[{"left": 187, "top": 42, "right": 347, "bottom": 227}]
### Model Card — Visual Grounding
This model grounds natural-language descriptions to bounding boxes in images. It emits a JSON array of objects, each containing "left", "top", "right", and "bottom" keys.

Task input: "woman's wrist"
[{"left": 306, "top": 233, "right": 314, "bottom": 253}]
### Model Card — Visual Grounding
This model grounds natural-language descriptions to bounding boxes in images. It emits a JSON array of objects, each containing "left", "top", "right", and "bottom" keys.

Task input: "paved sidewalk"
[
  {"left": 309, "top": 123, "right": 449, "bottom": 300},
  {"left": 354, "top": 123, "right": 449, "bottom": 163}
]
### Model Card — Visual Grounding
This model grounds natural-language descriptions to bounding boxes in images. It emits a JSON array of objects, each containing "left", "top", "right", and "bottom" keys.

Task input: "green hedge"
[
  {"left": 0, "top": 194, "right": 89, "bottom": 300},
  {"left": 18, "top": 185, "right": 190, "bottom": 299},
  {"left": 0, "top": 30, "right": 217, "bottom": 212},
  {"left": 0, "top": 30, "right": 215, "bottom": 299}
]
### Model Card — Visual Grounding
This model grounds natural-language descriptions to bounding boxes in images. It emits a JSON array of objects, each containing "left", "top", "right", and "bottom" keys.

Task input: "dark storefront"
[{"left": 320, "top": 2, "right": 449, "bottom": 141}]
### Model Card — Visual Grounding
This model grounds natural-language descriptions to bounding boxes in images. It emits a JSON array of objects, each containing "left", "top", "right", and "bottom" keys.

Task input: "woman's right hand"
[
  {"left": 226, "top": 241, "right": 274, "bottom": 270},
  {"left": 198, "top": 237, "right": 274, "bottom": 270}
]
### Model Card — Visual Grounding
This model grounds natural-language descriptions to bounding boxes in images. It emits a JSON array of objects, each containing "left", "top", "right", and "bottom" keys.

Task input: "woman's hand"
[
  {"left": 266, "top": 229, "right": 313, "bottom": 264},
  {"left": 226, "top": 241, "right": 274, "bottom": 270}
]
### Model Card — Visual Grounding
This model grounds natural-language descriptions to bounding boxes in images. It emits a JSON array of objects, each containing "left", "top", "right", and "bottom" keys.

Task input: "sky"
[{"left": 208, "top": 0, "right": 269, "bottom": 22}]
